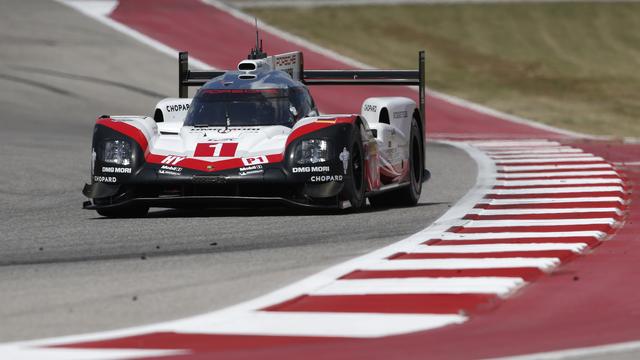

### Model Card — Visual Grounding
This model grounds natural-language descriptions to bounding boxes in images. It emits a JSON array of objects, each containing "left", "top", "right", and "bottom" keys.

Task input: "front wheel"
[
  {"left": 369, "top": 118, "right": 424, "bottom": 208},
  {"left": 340, "top": 125, "right": 366, "bottom": 211}
]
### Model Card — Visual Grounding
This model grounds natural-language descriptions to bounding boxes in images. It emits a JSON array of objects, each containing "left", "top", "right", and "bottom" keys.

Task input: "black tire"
[
  {"left": 96, "top": 204, "right": 149, "bottom": 218},
  {"left": 341, "top": 125, "right": 366, "bottom": 211},
  {"left": 369, "top": 118, "right": 424, "bottom": 208}
]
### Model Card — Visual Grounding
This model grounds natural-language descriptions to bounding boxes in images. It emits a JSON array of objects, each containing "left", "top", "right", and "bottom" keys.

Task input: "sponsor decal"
[
  {"left": 393, "top": 110, "right": 408, "bottom": 119},
  {"left": 161, "top": 155, "right": 185, "bottom": 165},
  {"left": 311, "top": 175, "right": 343, "bottom": 182},
  {"left": 93, "top": 175, "right": 116, "bottom": 183},
  {"left": 160, "top": 165, "right": 182, "bottom": 172},
  {"left": 339, "top": 147, "right": 350, "bottom": 175},
  {"left": 190, "top": 127, "right": 260, "bottom": 133},
  {"left": 242, "top": 155, "right": 268, "bottom": 166},
  {"left": 165, "top": 103, "right": 190, "bottom": 112},
  {"left": 239, "top": 169, "right": 263, "bottom": 176},
  {"left": 316, "top": 118, "right": 336, "bottom": 124},
  {"left": 276, "top": 53, "right": 297, "bottom": 67},
  {"left": 292, "top": 165, "right": 330, "bottom": 173},
  {"left": 363, "top": 104, "right": 377, "bottom": 112},
  {"left": 101, "top": 166, "right": 132, "bottom": 174},
  {"left": 239, "top": 164, "right": 263, "bottom": 172},
  {"left": 239, "top": 164, "right": 264, "bottom": 176},
  {"left": 194, "top": 142, "right": 238, "bottom": 157},
  {"left": 158, "top": 165, "right": 183, "bottom": 176}
]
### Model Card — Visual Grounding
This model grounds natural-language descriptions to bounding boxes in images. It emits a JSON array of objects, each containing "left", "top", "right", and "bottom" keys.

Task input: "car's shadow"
[{"left": 89, "top": 202, "right": 447, "bottom": 219}]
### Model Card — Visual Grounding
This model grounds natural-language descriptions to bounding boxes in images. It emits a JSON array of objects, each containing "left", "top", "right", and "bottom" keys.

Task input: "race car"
[{"left": 82, "top": 43, "right": 427, "bottom": 217}]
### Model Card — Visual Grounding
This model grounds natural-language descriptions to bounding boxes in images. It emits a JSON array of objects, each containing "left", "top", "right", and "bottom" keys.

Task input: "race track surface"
[{"left": 0, "top": 0, "right": 476, "bottom": 341}]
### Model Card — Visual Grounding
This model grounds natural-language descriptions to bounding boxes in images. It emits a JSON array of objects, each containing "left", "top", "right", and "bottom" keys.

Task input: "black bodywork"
[{"left": 83, "top": 119, "right": 357, "bottom": 210}]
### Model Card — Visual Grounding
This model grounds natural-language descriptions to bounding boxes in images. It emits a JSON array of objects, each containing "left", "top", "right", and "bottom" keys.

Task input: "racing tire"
[
  {"left": 369, "top": 118, "right": 423, "bottom": 208},
  {"left": 96, "top": 204, "right": 149, "bottom": 218},
  {"left": 341, "top": 125, "right": 366, "bottom": 211}
]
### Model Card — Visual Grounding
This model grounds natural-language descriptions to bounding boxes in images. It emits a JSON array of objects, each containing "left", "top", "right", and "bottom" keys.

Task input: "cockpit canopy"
[{"left": 184, "top": 70, "right": 316, "bottom": 128}]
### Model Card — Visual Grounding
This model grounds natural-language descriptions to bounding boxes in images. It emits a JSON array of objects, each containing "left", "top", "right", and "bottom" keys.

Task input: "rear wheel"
[
  {"left": 96, "top": 204, "right": 149, "bottom": 218},
  {"left": 340, "top": 125, "right": 366, "bottom": 211},
  {"left": 369, "top": 118, "right": 423, "bottom": 208}
]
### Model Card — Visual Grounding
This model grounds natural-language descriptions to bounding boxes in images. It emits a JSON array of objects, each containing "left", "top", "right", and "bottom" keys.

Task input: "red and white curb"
[{"left": 0, "top": 139, "right": 627, "bottom": 359}]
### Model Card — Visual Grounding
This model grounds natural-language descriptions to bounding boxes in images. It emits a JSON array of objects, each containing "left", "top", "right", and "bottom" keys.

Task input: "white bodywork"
[
  {"left": 361, "top": 97, "right": 417, "bottom": 178},
  {"left": 147, "top": 97, "right": 417, "bottom": 169},
  {"left": 155, "top": 98, "right": 192, "bottom": 124}
]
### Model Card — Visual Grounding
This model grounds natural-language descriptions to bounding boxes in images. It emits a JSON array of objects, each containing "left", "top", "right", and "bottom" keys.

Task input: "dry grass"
[{"left": 248, "top": 3, "right": 640, "bottom": 137}]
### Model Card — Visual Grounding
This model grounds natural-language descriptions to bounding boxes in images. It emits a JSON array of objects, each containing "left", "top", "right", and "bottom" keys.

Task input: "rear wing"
[{"left": 177, "top": 50, "right": 426, "bottom": 125}]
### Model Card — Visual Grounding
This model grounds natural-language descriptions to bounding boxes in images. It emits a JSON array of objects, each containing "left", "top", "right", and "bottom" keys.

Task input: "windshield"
[{"left": 184, "top": 89, "right": 296, "bottom": 127}]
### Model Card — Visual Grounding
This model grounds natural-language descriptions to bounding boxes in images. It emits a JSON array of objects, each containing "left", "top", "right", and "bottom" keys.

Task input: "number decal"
[{"left": 194, "top": 143, "right": 238, "bottom": 157}]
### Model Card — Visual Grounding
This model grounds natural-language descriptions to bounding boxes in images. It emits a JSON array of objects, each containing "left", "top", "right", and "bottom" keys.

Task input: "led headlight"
[
  {"left": 295, "top": 139, "right": 329, "bottom": 165},
  {"left": 103, "top": 140, "right": 132, "bottom": 166}
]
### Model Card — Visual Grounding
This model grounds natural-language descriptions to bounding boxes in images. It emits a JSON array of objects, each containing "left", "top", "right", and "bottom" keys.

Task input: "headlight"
[
  {"left": 103, "top": 140, "right": 132, "bottom": 166},
  {"left": 295, "top": 139, "right": 329, "bottom": 165}
]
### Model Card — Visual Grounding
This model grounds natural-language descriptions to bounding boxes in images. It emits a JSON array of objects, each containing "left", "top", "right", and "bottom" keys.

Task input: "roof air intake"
[{"left": 238, "top": 62, "right": 257, "bottom": 71}]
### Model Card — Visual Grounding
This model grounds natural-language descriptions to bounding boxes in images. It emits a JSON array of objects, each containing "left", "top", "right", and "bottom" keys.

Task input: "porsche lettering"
[{"left": 363, "top": 104, "right": 377, "bottom": 112}]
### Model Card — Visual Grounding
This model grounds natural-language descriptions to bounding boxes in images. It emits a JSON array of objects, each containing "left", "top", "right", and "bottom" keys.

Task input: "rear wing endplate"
[{"left": 178, "top": 50, "right": 426, "bottom": 125}]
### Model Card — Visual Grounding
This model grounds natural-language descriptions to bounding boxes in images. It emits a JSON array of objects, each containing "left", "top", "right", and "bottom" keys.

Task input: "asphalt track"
[
  {"left": 0, "top": 0, "right": 476, "bottom": 341},
  {"left": 3, "top": 1, "right": 640, "bottom": 360}
]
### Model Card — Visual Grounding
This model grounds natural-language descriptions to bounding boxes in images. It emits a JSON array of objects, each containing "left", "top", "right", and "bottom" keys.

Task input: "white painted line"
[
  {"left": 497, "top": 171, "right": 618, "bottom": 178},
  {"left": 490, "top": 153, "right": 594, "bottom": 159},
  {"left": 311, "top": 278, "right": 525, "bottom": 296},
  {"left": 480, "top": 197, "right": 625, "bottom": 205},
  {"left": 175, "top": 311, "right": 467, "bottom": 338},
  {"left": 495, "top": 157, "right": 604, "bottom": 163},
  {"left": 468, "top": 208, "right": 622, "bottom": 216},
  {"left": 471, "top": 141, "right": 561, "bottom": 147},
  {"left": 486, "top": 148, "right": 583, "bottom": 155},
  {"left": 461, "top": 218, "right": 616, "bottom": 227},
  {"left": 498, "top": 164, "right": 611, "bottom": 172},
  {"left": 439, "top": 231, "right": 605, "bottom": 240},
  {"left": 0, "top": 347, "right": 186, "bottom": 360},
  {"left": 362, "top": 258, "right": 560, "bottom": 271},
  {"left": 412, "top": 243, "right": 587, "bottom": 253},
  {"left": 488, "top": 149, "right": 583, "bottom": 155},
  {"left": 488, "top": 186, "right": 624, "bottom": 195},
  {"left": 495, "top": 178, "right": 623, "bottom": 186},
  {"left": 495, "top": 339, "right": 640, "bottom": 360},
  {"left": 0, "top": 141, "right": 495, "bottom": 351}
]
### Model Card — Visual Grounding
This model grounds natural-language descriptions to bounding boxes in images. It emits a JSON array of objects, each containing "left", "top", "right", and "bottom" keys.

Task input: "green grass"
[{"left": 248, "top": 3, "right": 640, "bottom": 137}]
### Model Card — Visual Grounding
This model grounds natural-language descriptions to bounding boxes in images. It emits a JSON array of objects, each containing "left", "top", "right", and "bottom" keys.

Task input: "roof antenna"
[{"left": 248, "top": 18, "right": 267, "bottom": 60}]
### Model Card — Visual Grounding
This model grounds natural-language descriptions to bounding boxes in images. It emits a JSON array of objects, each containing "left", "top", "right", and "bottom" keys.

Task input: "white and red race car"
[{"left": 83, "top": 44, "right": 427, "bottom": 217}]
